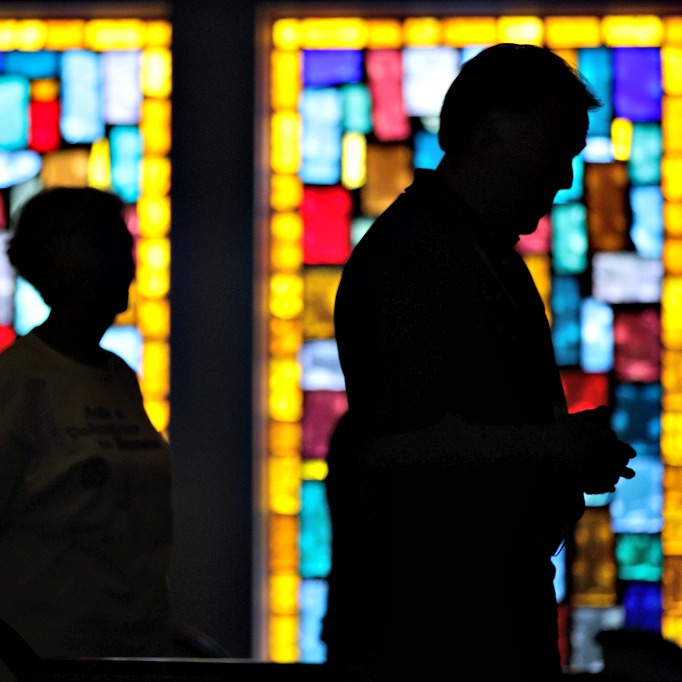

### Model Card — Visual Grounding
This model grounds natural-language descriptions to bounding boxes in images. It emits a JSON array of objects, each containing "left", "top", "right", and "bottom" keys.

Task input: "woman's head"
[{"left": 8, "top": 186, "right": 134, "bottom": 311}]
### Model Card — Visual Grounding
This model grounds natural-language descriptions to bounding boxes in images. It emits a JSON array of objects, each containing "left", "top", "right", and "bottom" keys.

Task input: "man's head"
[
  {"left": 439, "top": 43, "right": 601, "bottom": 155},
  {"left": 436, "top": 43, "right": 602, "bottom": 237}
]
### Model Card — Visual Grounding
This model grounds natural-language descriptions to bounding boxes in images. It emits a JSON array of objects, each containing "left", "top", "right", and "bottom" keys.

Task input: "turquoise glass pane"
[
  {"left": 613, "top": 48, "right": 661, "bottom": 122},
  {"left": 60, "top": 50, "right": 104, "bottom": 143},
  {"left": 552, "top": 548, "right": 566, "bottom": 603},
  {"left": 611, "top": 383, "right": 661, "bottom": 444},
  {"left": 351, "top": 216, "right": 373, "bottom": 246},
  {"left": 299, "top": 579, "right": 328, "bottom": 663},
  {"left": 629, "top": 123, "right": 662, "bottom": 186},
  {"left": 0, "top": 75, "right": 29, "bottom": 150},
  {"left": 13, "top": 276, "right": 49, "bottom": 335},
  {"left": 630, "top": 186, "right": 663, "bottom": 259},
  {"left": 299, "top": 480, "right": 331, "bottom": 579},
  {"left": 110, "top": 125, "right": 142, "bottom": 202},
  {"left": 101, "top": 325, "right": 143, "bottom": 374},
  {"left": 552, "top": 203, "right": 588, "bottom": 274},
  {"left": 4, "top": 50, "right": 58, "bottom": 78},
  {"left": 580, "top": 297, "right": 613, "bottom": 372},
  {"left": 555, "top": 155, "right": 584, "bottom": 204},
  {"left": 583, "top": 137, "right": 613, "bottom": 164},
  {"left": 102, "top": 51, "right": 141, "bottom": 125},
  {"left": 615, "top": 533, "right": 663, "bottom": 582},
  {"left": 341, "top": 83, "right": 372, "bottom": 134},
  {"left": 551, "top": 275, "right": 581, "bottom": 366},
  {"left": 303, "top": 49, "right": 363, "bottom": 86},
  {"left": 300, "top": 88, "right": 342, "bottom": 185},
  {"left": 578, "top": 47, "right": 612, "bottom": 137},
  {"left": 413, "top": 129, "right": 444, "bottom": 170}
]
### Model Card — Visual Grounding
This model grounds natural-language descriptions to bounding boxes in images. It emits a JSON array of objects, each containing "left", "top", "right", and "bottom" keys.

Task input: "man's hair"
[
  {"left": 438, "top": 43, "right": 602, "bottom": 153},
  {"left": 7, "top": 186, "right": 126, "bottom": 301}
]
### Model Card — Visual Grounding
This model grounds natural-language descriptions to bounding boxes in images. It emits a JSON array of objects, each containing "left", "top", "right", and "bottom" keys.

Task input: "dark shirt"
[{"left": 326, "top": 169, "right": 582, "bottom": 678}]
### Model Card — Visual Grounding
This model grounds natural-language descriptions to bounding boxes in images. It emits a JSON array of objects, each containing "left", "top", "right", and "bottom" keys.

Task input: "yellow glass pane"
[
  {"left": 301, "top": 459, "right": 327, "bottom": 481},
  {"left": 271, "top": 174, "right": 303, "bottom": 211},
  {"left": 272, "top": 18, "right": 300, "bottom": 50},
  {"left": 602, "top": 15, "right": 664, "bottom": 46},
  {"left": 303, "top": 267, "right": 342, "bottom": 340},
  {"left": 0, "top": 21, "right": 16, "bottom": 50},
  {"left": 142, "top": 47, "right": 172, "bottom": 98},
  {"left": 45, "top": 20, "right": 85, "bottom": 50},
  {"left": 523, "top": 254, "right": 551, "bottom": 324},
  {"left": 666, "top": 202, "right": 682, "bottom": 237},
  {"left": 268, "top": 455, "right": 301, "bottom": 514},
  {"left": 544, "top": 16, "right": 601, "bottom": 48},
  {"left": 664, "top": 511, "right": 682, "bottom": 557},
  {"left": 141, "top": 156, "right": 171, "bottom": 197},
  {"left": 664, "top": 97, "right": 682, "bottom": 154},
  {"left": 137, "top": 238, "right": 170, "bottom": 298},
  {"left": 270, "top": 572, "right": 299, "bottom": 616},
  {"left": 663, "top": 558, "right": 682, "bottom": 622},
  {"left": 271, "top": 239, "right": 303, "bottom": 272},
  {"left": 269, "top": 356, "right": 302, "bottom": 422},
  {"left": 85, "top": 19, "right": 146, "bottom": 50},
  {"left": 146, "top": 21, "right": 172, "bottom": 48},
  {"left": 367, "top": 19, "right": 402, "bottom": 48},
  {"left": 403, "top": 17, "right": 441, "bottom": 46},
  {"left": 14, "top": 20, "right": 47, "bottom": 51},
  {"left": 342, "top": 132, "right": 367, "bottom": 190},
  {"left": 115, "top": 281, "right": 136, "bottom": 327},
  {"left": 442, "top": 17, "right": 497, "bottom": 47},
  {"left": 662, "top": 411, "right": 682, "bottom": 465},
  {"left": 611, "top": 117, "right": 633, "bottom": 161},
  {"left": 272, "top": 51, "right": 300, "bottom": 110},
  {"left": 663, "top": 277, "right": 682, "bottom": 350},
  {"left": 497, "top": 16, "right": 543, "bottom": 46},
  {"left": 269, "top": 420, "right": 302, "bottom": 456},
  {"left": 664, "top": 48, "right": 682, "bottom": 95},
  {"left": 41, "top": 149, "right": 89, "bottom": 187},
  {"left": 144, "top": 398, "right": 170, "bottom": 433},
  {"left": 31, "top": 79, "right": 59, "bottom": 101},
  {"left": 138, "top": 196, "right": 171, "bottom": 238},
  {"left": 551, "top": 49, "right": 578, "bottom": 69},
  {"left": 272, "top": 112, "right": 300, "bottom": 174},
  {"left": 666, "top": 17, "right": 682, "bottom": 45},
  {"left": 665, "top": 239, "right": 682, "bottom": 275},
  {"left": 272, "top": 211, "right": 303, "bottom": 240},
  {"left": 141, "top": 340, "right": 170, "bottom": 396},
  {"left": 87, "top": 138, "right": 111, "bottom": 190},
  {"left": 269, "top": 613, "right": 298, "bottom": 663},
  {"left": 299, "top": 18, "right": 368, "bottom": 49},
  {"left": 141, "top": 99, "right": 171, "bottom": 155},
  {"left": 361, "top": 145, "right": 413, "bottom": 217},
  {"left": 269, "top": 317, "right": 303, "bottom": 356},
  {"left": 270, "top": 272, "right": 304, "bottom": 320},
  {"left": 269, "top": 513, "right": 299, "bottom": 572},
  {"left": 138, "top": 298, "right": 170, "bottom": 338},
  {"left": 664, "top": 157, "right": 682, "bottom": 202}
]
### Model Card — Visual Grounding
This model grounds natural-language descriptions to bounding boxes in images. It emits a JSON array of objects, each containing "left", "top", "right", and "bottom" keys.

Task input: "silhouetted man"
[{"left": 324, "top": 43, "right": 636, "bottom": 680}]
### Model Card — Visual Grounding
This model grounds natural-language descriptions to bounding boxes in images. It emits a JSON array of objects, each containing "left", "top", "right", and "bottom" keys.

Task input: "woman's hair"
[
  {"left": 7, "top": 186, "right": 126, "bottom": 302},
  {"left": 438, "top": 43, "right": 602, "bottom": 154}
]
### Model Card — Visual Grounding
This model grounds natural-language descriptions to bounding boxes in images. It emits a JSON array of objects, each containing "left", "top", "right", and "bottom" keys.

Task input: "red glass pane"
[
  {"left": 302, "top": 390, "right": 348, "bottom": 459},
  {"left": 366, "top": 50, "right": 410, "bottom": 142},
  {"left": 29, "top": 100, "right": 60, "bottom": 152},
  {"left": 614, "top": 307, "right": 661, "bottom": 383},
  {"left": 560, "top": 369, "right": 610, "bottom": 413},
  {"left": 301, "top": 186, "right": 352, "bottom": 265},
  {"left": 0, "top": 326, "right": 16, "bottom": 354}
]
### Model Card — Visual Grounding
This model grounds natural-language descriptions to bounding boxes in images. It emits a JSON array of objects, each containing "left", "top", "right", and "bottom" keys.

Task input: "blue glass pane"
[
  {"left": 613, "top": 48, "right": 661, "bottom": 122},
  {"left": 300, "top": 88, "right": 342, "bottom": 185},
  {"left": 299, "top": 339, "right": 345, "bottom": 391},
  {"left": 0, "top": 76, "right": 29, "bottom": 151},
  {"left": 303, "top": 49, "right": 363, "bottom": 86},
  {"left": 630, "top": 186, "right": 663, "bottom": 259},
  {"left": 552, "top": 547, "right": 566, "bottom": 603},
  {"left": 299, "top": 480, "right": 332, "bottom": 579},
  {"left": 110, "top": 126, "right": 142, "bottom": 202},
  {"left": 101, "top": 325, "right": 143, "bottom": 374},
  {"left": 13, "top": 276, "right": 49, "bottom": 335},
  {"left": 413, "top": 129, "right": 444, "bottom": 170},
  {"left": 299, "top": 579, "right": 328, "bottom": 663},
  {"left": 551, "top": 275, "right": 581, "bottom": 366},
  {"left": 611, "top": 383, "right": 661, "bottom": 444},
  {"left": 570, "top": 606, "right": 625, "bottom": 672},
  {"left": 60, "top": 50, "right": 104, "bottom": 143},
  {"left": 102, "top": 51, "right": 142, "bottom": 125},
  {"left": 403, "top": 47, "right": 458, "bottom": 117},
  {"left": 622, "top": 581, "right": 662, "bottom": 631},
  {"left": 0, "top": 150, "right": 41, "bottom": 189},
  {"left": 580, "top": 297, "right": 613, "bottom": 373},
  {"left": 583, "top": 137, "right": 613, "bottom": 164},
  {"left": 4, "top": 50, "right": 58, "bottom": 78},
  {"left": 578, "top": 47, "right": 612, "bottom": 137}
]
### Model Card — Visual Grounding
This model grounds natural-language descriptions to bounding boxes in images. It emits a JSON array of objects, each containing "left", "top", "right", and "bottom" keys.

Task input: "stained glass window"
[{"left": 259, "top": 9, "right": 682, "bottom": 672}]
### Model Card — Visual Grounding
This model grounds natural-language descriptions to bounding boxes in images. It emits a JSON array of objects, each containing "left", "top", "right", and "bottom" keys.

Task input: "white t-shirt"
[{"left": 0, "top": 332, "right": 173, "bottom": 658}]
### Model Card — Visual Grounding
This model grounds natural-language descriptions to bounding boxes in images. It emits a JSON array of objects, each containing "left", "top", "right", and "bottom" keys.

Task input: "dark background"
[{"left": 4, "top": 0, "right": 681, "bottom": 661}]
